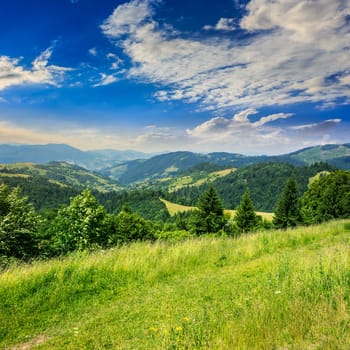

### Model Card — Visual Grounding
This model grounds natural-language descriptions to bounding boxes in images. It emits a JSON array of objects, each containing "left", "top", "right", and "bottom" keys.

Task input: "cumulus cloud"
[
  {"left": 0, "top": 48, "right": 69, "bottom": 91},
  {"left": 185, "top": 111, "right": 345, "bottom": 154},
  {"left": 101, "top": 0, "right": 350, "bottom": 111},
  {"left": 187, "top": 109, "right": 292, "bottom": 140}
]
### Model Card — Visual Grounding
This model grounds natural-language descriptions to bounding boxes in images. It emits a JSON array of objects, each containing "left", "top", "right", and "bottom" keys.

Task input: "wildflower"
[
  {"left": 183, "top": 316, "right": 190, "bottom": 323},
  {"left": 175, "top": 326, "right": 183, "bottom": 332},
  {"left": 275, "top": 290, "right": 282, "bottom": 294}
]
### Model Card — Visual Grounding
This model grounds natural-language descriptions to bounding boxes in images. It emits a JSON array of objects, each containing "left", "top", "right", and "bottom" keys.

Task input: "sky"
[{"left": 0, "top": 0, "right": 349, "bottom": 155}]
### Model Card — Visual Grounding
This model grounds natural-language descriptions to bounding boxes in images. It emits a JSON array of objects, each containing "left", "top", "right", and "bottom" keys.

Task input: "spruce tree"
[
  {"left": 273, "top": 177, "right": 301, "bottom": 229},
  {"left": 190, "top": 185, "right": 226, "bottom": 235},
  {"left": 235, "top": 189, "right": 258, "bottom": 233}
]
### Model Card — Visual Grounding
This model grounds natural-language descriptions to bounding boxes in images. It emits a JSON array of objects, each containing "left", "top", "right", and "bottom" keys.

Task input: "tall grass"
[{"left": 1, "top": 220, "right": 350, "bottom": 349}]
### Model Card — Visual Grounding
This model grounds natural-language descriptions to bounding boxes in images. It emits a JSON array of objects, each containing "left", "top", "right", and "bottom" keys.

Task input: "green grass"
[
  {"left": 160, "top": 198, "right": 197, "bottom": 216},
  {"left": 1, "top": 220, "right": 350, "bottom": 349},
  {"left": 160, "top": 197, "right": 274, "bottom": 220}
]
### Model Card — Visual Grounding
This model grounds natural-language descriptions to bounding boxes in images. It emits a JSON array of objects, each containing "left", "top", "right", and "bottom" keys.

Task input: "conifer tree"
[
  {"left": 235, "top": 189, "right": 258, "bottom": 233},
  {"left": 273, "top": 177, "right": 301, "bottom": 229},
  {"left": 190, "top": 185, "right": 226, "bottom": 235}
]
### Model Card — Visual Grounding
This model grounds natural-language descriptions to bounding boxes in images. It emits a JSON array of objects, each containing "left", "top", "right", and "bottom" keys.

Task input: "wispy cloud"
[
  {"left": 0, "top": 118, "right": 134, "bottom": 150},
  {"left": 101, "top": 0, "right": 350, "bottom": 112},
  {"left": 93, "top": 73, "right": 119, "bottom": 87},
  {"left": 88, "top": 48, "right": 98, "bottom": 56},
  {"left": 0, "top": 47, "right": 70, "bottom": 91},
  {"left": 203, "top": 18, "right": 237, "bottom": 31}
]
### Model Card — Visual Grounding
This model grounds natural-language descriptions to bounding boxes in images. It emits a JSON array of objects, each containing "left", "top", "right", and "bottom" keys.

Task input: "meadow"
[
  {"left": 160, "top": 197, "right": 274, "bottom": 221},
  {"left": 1, "top": 220, "right": 350, "bottom": 349}
]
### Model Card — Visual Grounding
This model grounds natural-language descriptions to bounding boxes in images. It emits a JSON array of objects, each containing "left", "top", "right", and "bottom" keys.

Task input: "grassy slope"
[
  {"left": 160, "top": 197, "right": 274, "bottom": 221},
  {"left": 0, "top": 162, "right": 121, "bottom": 192},
  {"left": 158, "top": 167, "right": 237, "bottom": 192},
  {"left": 1, "top": 220, "right": 350, "bottom": 349}
]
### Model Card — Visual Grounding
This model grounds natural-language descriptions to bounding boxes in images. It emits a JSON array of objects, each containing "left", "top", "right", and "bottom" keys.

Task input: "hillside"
[
  {"left": 0, "top": 144, "right": 152, "bottom": 171},
  {"left": 288, "top": 143, "right": 350, "bottom": 167},
  {"left": 1, "top": 220, "right": 350, "bottom": 349},
  {"left": 104, "top": 144, "right": 350, "bottom": 185},
  {"left": 165, "top": 162, "right": 336, "bottom": 212},
  {"left": 0, "top": 162, "right": 121, "bottom": 192},
  {"left": 0, "top": 162, "right": 123, "bottom": 210}
]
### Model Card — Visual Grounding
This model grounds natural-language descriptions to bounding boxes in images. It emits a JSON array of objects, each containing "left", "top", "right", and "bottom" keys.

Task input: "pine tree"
[
  {"left": 235, "top": 190, "right": 258, "bottom": 233},
  {"left": 273, "top": 177, "right": 301, "bottom": 229},
  {"left": 190, "top": 185, "right": 226, "bottom": 235}
]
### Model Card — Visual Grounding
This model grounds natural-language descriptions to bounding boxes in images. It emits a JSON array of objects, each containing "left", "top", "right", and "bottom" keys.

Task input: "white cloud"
[
  {"left": 89, "top": 48, "right": 98, "bottom": 56},
  {"left": 93, "top": 73, "right": 119, "bottom": 87},
  {"left": 185, "top": 111, "right": 346, "bottom": 154},
  {"left": 204, "top": 18, "right": 236, "bottom": 31},
  {"left": 0, "top": 48, "right": 70, "bottom": 91},
  {"left": 101, "top": 0, "right": 350, "bottom": 112},
  {"left": 187, "top": 109, "right": 292, "bottom": 139},
  {"left": 101, "top": 0, "right": 153, "bottom": 38},
  {"left": 106, "top": 53, "right": 123, "bottom": 70}
]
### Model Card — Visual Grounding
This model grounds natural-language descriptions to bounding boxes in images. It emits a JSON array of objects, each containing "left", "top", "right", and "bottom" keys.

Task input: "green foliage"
[
  {"left": 107, "top": 206, "right": 154, "bottom": 245},
  {"left": 52, "top": 189, "right": 108, "bottom": 254},
  {"left": 154, "top": 229, "right": 195, "bottom": 242},
  {"left": 96, "top": 189, "right": 170, "bottom": 221},
  {"left": 234, "top": 190, "right": 259, "bottom": 233},
  {"left": 190, "top": 186, "right": 226, "bottom": 235},
  {"left": 273, "top": 177, "right": 301, "bottom": 229},
  {"left": 0, "top": 184, "right": 41, "bottom": 260},
  {"left": 301, "top": 170, "right": 350, "bottom": 224},
  {"left": 165, "top": 162, "right": 335, "bottom": 212}
]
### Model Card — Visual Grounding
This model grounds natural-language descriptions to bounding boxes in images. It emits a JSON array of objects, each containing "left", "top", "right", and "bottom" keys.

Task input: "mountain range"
[
  {"left": 0, "top": 143, "right": 349, "bottom": 185},
  {"left": 0, "top": 144, "right": 152, "bottom": 170}
]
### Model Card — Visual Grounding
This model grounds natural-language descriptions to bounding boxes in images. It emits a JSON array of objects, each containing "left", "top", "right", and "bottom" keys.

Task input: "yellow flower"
[
  {"left": 175, "top": 326, "right": 183, "bottom": 332},
  {"left": 149, "top": 326, "right": 158, "bottom": 332},
  {"left": 183, "top": 316, "right": 190, "bottom": 323}
]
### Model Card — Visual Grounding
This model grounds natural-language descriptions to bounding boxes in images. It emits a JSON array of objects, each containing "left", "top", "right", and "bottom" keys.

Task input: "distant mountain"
[
  {"left": 104, "top": 144, "right": 350, "bottom": 185},
  {"left": 0, "top": 144, "right": 153, "bottom": 170},
  {"left": 0, "top": 161, "right": 122, "bottom": 193},
  {"left": 286, "top": 144, "right": 350, "bottom": 167}
]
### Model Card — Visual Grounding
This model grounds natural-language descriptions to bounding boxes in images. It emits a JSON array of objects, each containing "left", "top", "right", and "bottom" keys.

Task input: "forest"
[{"left": 1, "top": 161, "right": 349, "bottom": 266}]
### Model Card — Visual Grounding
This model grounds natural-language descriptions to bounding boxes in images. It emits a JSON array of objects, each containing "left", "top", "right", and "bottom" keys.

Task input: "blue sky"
[{"left": 0, "top": 0, "right": 349, "bottom": 154}]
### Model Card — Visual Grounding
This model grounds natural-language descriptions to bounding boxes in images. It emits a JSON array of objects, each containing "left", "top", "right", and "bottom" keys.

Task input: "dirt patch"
[{"left": 7, "top": 335, "right": 48, "bottom": 350}]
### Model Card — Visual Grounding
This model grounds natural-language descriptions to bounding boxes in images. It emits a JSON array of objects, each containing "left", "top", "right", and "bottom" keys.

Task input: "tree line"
[{"left": 0, "top": 169, "right": 349, "bottom": 265}]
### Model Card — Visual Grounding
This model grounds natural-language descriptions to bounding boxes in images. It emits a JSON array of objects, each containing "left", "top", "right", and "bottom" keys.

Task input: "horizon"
[
  {"left": 1, "top": 0, "right": 350, "bottom": 154},
  {"left": 1, "top": 141, "right": 349, "bottom": 158}
]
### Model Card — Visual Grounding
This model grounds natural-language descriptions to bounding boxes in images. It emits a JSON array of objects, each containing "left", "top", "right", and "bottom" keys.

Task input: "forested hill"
[
  {"left": 0, "top": 162, "right": 123, "bottom": 210},
  {"left": 104, "top": 144, "right": 350, "bottom": 185},
  {"left": 164, "top": 162, "right": 336, "bottom": 212}
]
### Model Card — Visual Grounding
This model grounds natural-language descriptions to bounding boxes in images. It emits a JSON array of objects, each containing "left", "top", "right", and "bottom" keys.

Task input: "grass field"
[
  {"left": 1, "top": 220, "right": 350, "bottom": 349},
  {"left": 160, "top": 197, "right": 274, "bottom": 220}
]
